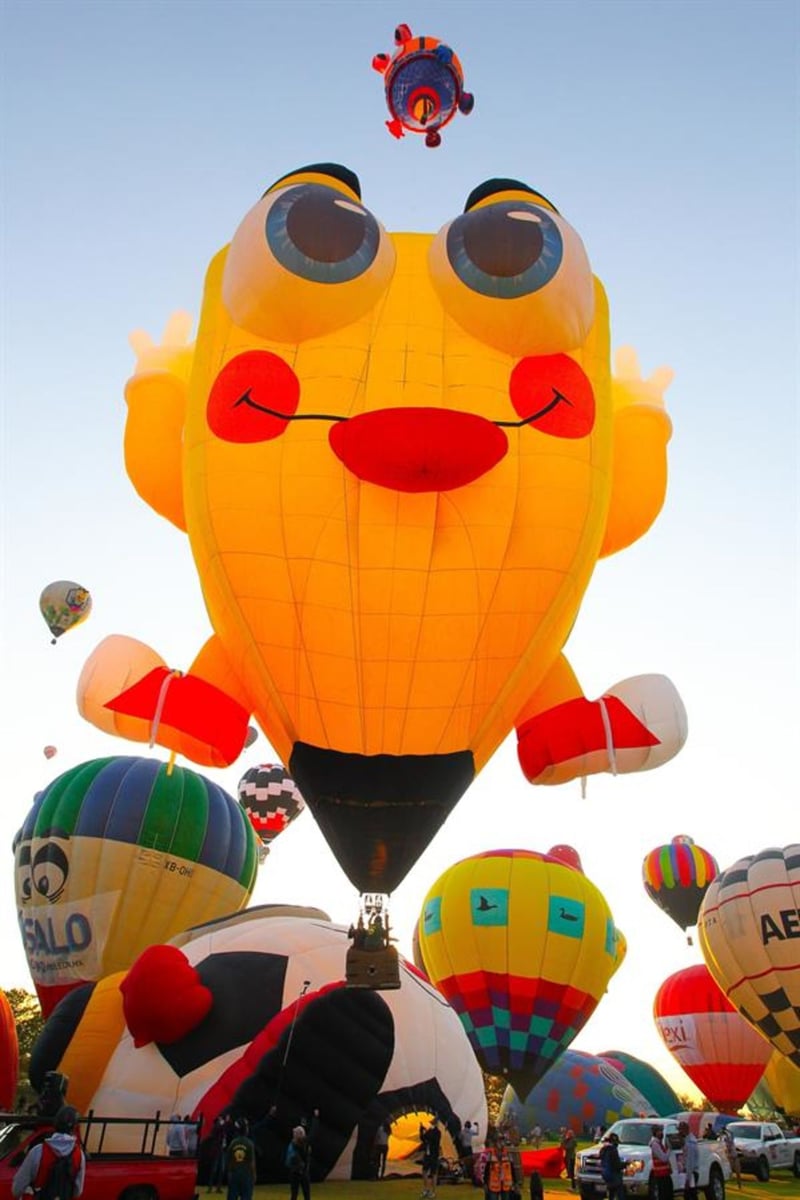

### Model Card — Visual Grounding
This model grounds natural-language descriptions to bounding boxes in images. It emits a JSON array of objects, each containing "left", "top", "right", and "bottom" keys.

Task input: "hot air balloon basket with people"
[{"left": 346, "top": 893, "right": 401, "bottom": 990}]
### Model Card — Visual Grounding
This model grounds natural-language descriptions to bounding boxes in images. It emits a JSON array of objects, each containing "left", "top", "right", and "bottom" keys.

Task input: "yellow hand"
[
  {"left": 124, "top": 311, "right": 192, "bottom": 530},
  {"left": 128, "top": 310, "right": 195, "bottom": 383},
  {"left": 612, "top": 345, "right": 674, "bottom": 411}
]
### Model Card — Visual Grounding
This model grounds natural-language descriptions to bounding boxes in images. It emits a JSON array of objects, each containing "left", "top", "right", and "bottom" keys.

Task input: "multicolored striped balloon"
[
  {"left": 643, "top": 835, "right": 718, "bottom": 933},
  {"left": 417, "top": 848, "right": 624, "bottom": 1098},
  {"left": 14, "top": 756, "right": 259, "bottom": 1017}
]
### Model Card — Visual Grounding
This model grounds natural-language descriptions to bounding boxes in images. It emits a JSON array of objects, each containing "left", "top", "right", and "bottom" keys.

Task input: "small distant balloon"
[
  {"left": 372, "top": 23, "right": 474, "bottom": 148},
  {"left": 43, "top": 745, "right": 58, "bottom": 760},
  {"left": 244, "top": 726, "right": 259, "bottom": 748},
  {"left": 643, "top": 835, "right": 718, "bottom": 935},
  {"left": 237, "top": 763, "right": 306, "bottom": 849},
  {"left": 547, "top": 844, "right": 583, "bottom": 872},
  {"left": 40, "top": 580, "right": 92, "bottom": 644}
]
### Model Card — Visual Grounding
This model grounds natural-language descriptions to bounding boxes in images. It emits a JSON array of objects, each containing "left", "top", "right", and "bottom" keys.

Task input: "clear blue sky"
[{"left": 1, "top": 0, "right": 797, "bottom": 1101}]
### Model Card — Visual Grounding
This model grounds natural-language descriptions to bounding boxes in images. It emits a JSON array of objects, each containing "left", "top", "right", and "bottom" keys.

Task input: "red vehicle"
[{"left": 0, "top": 1112, "right": 199, "bottom": 1200}]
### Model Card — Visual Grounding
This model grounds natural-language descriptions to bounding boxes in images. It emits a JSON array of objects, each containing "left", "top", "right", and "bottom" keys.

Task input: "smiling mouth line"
[{"left": 233, "top": 388, "right": 573, "bottom": 428}]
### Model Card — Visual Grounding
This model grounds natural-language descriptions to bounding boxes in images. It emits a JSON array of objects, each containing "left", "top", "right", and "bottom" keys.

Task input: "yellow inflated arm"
[
  {"left": 599, "top": 346, "right": 673, "bottom": 558},
  {"left": 124, "top": 311, "right": 194, "bottom": 531}
]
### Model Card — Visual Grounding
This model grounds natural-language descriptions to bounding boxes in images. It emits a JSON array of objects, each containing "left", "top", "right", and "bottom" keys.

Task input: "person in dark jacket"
[
  {"left": 286, "top": 1125, "right": 311, "bottom": 1200},
  {"left": 599, "top": 1132, "right": 625, "bottom": 1200},
  {"left": 226, "top": 1119, "right": 256, "bottom": 1200}
]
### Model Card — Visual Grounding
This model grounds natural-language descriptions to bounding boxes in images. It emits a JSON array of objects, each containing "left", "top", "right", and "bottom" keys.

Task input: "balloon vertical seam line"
[
  {"left": 597, "top": 695, "right": 617, "bottom": 775},
  {"left": 276, "top": 410, "right": 330, "bottom": 752},
  {"left": 448, "top": 423, "right": 524, "bottom": 756}
]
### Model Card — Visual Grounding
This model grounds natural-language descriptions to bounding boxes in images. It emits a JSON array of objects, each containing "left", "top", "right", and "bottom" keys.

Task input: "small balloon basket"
[{"left": 345, "top": 892, "right": 401, "bottom": 990}]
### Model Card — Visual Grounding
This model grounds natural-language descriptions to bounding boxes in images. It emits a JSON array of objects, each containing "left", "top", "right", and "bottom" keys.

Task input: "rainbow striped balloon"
[{"left": 643, "top": 835, "right": 718, "bottom": 932}]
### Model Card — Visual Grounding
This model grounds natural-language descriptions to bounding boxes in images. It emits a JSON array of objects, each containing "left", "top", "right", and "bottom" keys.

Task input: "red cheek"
[
  {"left": 509, "top": 353, "right": 595, "bottom": 438},
  {"left": 207, "top": 350, "right": 300, "bottom": 443}
]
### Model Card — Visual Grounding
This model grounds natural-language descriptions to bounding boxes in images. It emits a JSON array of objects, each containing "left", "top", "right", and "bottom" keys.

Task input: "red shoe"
[
  {"left": 517, "top": 674, "right": 687, "bottom": 785},
  {"left": 106, "top": 667, "right": 249, "bottom": 767}
]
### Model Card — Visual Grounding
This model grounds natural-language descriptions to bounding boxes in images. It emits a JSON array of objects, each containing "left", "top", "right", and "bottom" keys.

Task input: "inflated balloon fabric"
[
  {"left": 0, "top": 988, "right": 19, "bottom": 1109},
  {"left": 39, "top": 580, "right": 92, "bottom": 642},
  {"left": 643, "top": 836, "right": 719, "bottom": 932},
  {"left": 14, "top": 756, "right": 258, "bottom": 1017},
  {"left": 29, "top": 911, "right": 486, "bottom": 1179},
  {"left": 599, "top": 1048, "right": 682, "bottom": 1116},
  {"left": 500, "top": 1048, "right": 656, "bottom": 1131},
  {"left": 100, "top": 164, "right": 683, "bottom": 894},
  {"left": 653, "top": 962, "right": 771, "bottom": 1110},
  {"left": 418, "top": 849, "right": 624, "bottom": 1098},
  {"left": 698, "top": 845, "right": 800, "bottom": 1070}
]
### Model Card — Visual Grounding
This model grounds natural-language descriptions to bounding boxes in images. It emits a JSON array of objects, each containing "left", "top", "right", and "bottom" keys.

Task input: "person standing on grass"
[
  {"left": 560, "top": 1126, "right": 577, "bottom": 1189},
  {"left": 420, "top": 1116, "right": 441, "bottom": 1199},
  {"left": 482, "top": 1128, "right": 517, "bottom": 1199},
  {"left": 226, "top": 1118, "right": 256, "bottom": 1200},
  {"left": 286, "top": 1125, "right": 311, "bottom": 1200},
  {"left": 649, "top": 1125, "right": 674, "bottom": 1200}
]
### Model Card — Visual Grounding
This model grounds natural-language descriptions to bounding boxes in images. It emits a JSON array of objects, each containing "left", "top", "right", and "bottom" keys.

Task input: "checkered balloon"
[{"left": 237, "top": 763, "right": 306, "bottom": 849}]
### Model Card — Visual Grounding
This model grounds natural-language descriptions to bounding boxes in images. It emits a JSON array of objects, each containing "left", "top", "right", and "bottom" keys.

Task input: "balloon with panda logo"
[
  {"left": 14, "top": 756, "right": 259, "bottom": 1018},
  {"left": 418, "top": 849, "right": 625, "bottom": 1099}
]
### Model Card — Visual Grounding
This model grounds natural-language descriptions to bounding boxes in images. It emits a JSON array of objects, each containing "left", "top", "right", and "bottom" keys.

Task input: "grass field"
[{"left": 236, "top": 1174, "right": 800, "bottom": 1200}]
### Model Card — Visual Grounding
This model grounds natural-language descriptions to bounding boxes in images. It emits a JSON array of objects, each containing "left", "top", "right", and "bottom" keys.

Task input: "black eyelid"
[
  {"left": 263, "top": 163, "right": 362, "bottom": 201},
  {"left": 463, "top": 177, "right": 560, "bottom": 215}
]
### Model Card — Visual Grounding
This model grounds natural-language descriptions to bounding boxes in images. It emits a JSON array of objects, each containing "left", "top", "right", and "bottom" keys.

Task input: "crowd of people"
[
  {"left": 200, "top": 1106, "right": 318, "bottom": 1199},
  {"left": 21, "top": 1097, "right": 790, "bottom": 1200}
]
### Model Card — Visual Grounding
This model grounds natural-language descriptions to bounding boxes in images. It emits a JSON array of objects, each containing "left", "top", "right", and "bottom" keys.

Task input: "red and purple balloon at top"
[{"left": 372, "top": 23, "right": 474, "bottom": 148}]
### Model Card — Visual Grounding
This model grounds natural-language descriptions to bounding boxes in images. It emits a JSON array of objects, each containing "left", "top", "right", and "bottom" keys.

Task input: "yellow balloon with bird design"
[{"left": 417, "top": 848, "right": 625, "bottom": 1099}]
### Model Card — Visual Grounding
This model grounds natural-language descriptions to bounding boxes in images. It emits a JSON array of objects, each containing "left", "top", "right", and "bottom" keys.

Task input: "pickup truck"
[
  {"left": 576, "top": 1117, "right": 729, "bottom": 1200},
  {"left": 0, "top": 1112, "right": 199, "bottom": 1200},
  {"left": 724, "top": 1120, "right": 800, "bottom": 1181}
]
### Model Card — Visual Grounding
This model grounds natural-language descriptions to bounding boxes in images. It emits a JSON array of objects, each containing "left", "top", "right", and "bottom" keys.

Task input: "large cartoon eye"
[
  {"left": 16, "top": 844, "right": 32, "bottom": 903},
  {"left": 31, "top": 842, "right": 69, "bottom": 902},
  {"left": 267, "top": 185, "right": 381, "bottom": 284},
  {"left": 446, "top": 202, "right": 563, "bottom": 299},
  {"left": 429, "top": 201, "right": 595, "bottom": 357},
  {"left": 222, "top": 184, "right": 395, "bottom": 342}
]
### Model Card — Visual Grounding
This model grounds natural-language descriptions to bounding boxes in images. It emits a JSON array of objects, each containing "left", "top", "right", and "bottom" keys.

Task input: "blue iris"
[
  {"left": 446, "top": 201, "right": 563, "bottom": 299},
  {"left": 266, "top": 184, "right": 380, "bottom": 285}
]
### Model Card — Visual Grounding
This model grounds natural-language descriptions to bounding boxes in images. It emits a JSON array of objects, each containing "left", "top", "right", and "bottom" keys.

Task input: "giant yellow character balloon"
[
  {"left": 82, "top": 164, "right": 687, "bottom": 893},
  {"left": 417, "top": 849, "right": 625, "bottom": 1098}
]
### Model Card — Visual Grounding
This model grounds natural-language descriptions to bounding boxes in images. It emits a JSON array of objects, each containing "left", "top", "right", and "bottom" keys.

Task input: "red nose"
[{"left": 328, "top": 407, "right": 508, "bottom": 492}]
